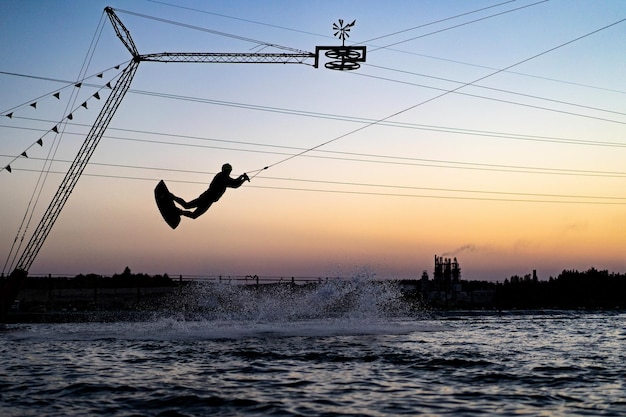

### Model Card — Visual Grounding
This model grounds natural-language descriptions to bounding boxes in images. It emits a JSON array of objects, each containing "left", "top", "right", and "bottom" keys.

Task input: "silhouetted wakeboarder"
[{"left": 154, "top": 163, "right": 249, "bottom": 229}]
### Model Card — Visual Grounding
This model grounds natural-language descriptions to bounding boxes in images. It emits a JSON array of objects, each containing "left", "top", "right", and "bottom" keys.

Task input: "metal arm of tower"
[
  {"left": 13, "top": 60, "right": 140, "bottom": 273},
  {"left": 105, "top": 7, "right": 365, "bottom": 68},
  {"left": 140, "top": 52, "right": 316, "bottom": 65}
]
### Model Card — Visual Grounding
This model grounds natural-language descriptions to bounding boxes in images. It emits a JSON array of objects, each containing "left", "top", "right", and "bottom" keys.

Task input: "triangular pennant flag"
[
  {"left": 81, "top": 102, "right": 88, "bottom": 109},
  {"left": 97, "top": 73, "right": 103, "bottom": 78},
  {"left": 54, "top": 92, "right": 60, "bottom": 99},
  {"left": 106, "top": 82, "right": 112, "bottom": 89},
  {"left": 21, "top": 151, "right": 28, "bottom": 158},
  {"left": 75, "top": 82, "right": 82, "bottom": 88},
  {"left": 5, "top": 165, "right": 11, "bottom": 173},
  {"left": 93, "top": 92, "right": 100, "bottom": 100},
  {"left": 67, "top": 113, "right": 73, "bottom": 120},
  {"left": 6, "top": 112, "right": 12, "bottom": 118},
  {"left": 30, "top": 102, "right": 37, "bottom": 109},
  {"left": 52, "top": 126, "right": 59, "bottom": 133},
  {"left": 115, "top": 65, "right": 120, "bottom": 69},
  {"left": 37, "top": 138, "right": 43, "bottom": 146}
]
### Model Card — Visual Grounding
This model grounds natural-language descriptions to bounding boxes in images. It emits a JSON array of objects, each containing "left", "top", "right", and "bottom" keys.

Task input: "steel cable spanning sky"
[
  {"left": 4, "top": 74, "right": 626, "bottom": 146},
  {"left": 4, "top": 118, "right": 626, "bottom": 177}
]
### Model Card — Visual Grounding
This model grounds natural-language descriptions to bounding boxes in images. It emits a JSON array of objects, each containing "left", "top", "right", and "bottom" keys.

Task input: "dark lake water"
[{"left": 1, "top": 281, "right": 625, "bottom": 416}]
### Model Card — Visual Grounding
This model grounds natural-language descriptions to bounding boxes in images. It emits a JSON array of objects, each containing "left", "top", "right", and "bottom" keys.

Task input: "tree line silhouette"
[
  {"left": 492, "top": 268, "right": 626, "bottom": 309},
  {"left": 14, "top": 266, "right": 626, "bottom": 311},
  {"left": 21, "top": 266, "right": 175, "bottom": 290}
]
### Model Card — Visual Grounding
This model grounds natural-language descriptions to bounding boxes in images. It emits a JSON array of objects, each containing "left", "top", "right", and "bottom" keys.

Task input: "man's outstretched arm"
[{"left": 228, "top": 173, "right": 250, "bottom": 188}]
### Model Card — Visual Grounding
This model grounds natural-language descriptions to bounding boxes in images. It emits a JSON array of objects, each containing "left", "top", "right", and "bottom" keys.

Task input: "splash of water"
[
  {"left": 169, "top": 272, "right": 419, "bottom": 323},
  {"left": 5, "top": 273, "right": 430, "bottom": 341}
]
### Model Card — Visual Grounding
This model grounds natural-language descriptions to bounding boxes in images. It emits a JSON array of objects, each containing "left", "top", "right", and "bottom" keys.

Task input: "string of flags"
[{"left": 2, "top": 64, "right": 124, "bottom": 174}]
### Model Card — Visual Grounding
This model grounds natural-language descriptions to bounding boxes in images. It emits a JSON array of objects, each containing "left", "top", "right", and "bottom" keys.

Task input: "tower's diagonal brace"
[
  {"left": 15, "top": 60, "right": 139, "bottom": 273},
  {"left": 105, "top": 7, "right": 139, "bottom": 58}
]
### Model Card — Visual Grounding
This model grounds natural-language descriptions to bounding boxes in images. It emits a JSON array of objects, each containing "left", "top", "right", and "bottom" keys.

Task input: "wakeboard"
[{"left": 154, "top": 180, "right": 181, "bottom": 229}]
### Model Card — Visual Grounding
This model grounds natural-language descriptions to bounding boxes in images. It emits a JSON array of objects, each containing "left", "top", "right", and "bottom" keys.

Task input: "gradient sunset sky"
[{"left": 1, "top": 0, "right": 625, "bottom": 281}]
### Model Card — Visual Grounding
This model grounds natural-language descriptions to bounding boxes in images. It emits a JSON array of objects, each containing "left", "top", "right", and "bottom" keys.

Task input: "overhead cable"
[
  {"left": 9, "top": 166, "right": 626, "bottom": 205},
  {"left": 250, "top": 15, "right": 626, "bottom": 175}
]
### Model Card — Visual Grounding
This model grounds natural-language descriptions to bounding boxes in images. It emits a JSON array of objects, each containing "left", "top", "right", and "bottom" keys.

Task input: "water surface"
[{"left": 2, "top": 282, "right": 625, "bottom": 416}]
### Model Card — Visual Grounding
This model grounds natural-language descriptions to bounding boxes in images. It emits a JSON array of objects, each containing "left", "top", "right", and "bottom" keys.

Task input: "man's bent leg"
[
  {"left": 181, "top": 201, "right": 213, "bottom": 219},
  {"left": 172, "top": 195, "right": 197, "bottom": 209}
]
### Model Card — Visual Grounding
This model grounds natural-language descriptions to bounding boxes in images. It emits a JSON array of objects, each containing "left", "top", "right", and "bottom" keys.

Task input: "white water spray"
[{"left": 170, "top": 272, "right": 419, "bottom": 323}]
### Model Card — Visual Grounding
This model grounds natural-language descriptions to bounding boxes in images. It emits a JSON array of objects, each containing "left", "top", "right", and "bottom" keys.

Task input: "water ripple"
[{"left": 2, "top": 312, "right": 625, "bottom": 416}]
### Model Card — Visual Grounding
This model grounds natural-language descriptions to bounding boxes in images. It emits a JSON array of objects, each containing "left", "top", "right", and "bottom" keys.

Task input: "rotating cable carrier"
[{"left": 316, "top": 19, "right": 366, "bottom": 70}]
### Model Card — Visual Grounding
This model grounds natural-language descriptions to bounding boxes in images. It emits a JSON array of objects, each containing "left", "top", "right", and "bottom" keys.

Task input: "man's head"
[{"left": 222, "top": 163, "right": 232, "bottom": 174}]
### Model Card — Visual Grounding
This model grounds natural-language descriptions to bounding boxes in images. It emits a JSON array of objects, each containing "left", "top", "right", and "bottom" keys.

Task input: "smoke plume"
[{"left": 441, "top": 244, "right": 477, "bottom": 257}]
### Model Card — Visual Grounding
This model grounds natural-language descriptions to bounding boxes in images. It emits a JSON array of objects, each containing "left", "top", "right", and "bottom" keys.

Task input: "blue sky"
[{"left": 1, "top": 0, "right": 625, "bottom": 281}]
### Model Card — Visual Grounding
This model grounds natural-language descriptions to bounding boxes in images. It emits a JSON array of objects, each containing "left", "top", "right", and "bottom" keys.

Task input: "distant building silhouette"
[{"left": 433, "top": 255, "right": 461, "bottom": 293}]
